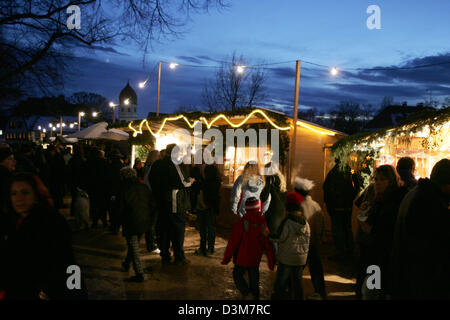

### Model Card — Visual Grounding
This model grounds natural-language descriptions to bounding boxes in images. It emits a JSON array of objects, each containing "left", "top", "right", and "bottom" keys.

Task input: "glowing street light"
[
  {"left": 139, "top": 81, "right": 147, "bottom": 89},
  {"left": 330, "top": 67, "right": 339, "bottom": 76},
  {"left": 92, "top": 112, "right": 98, "bottom": 117},
  {"left": 169, "top": 62, "right": 178, "bottom": 70},
  {"left": 124, "top": 99, "right": 130, "bottom": 105},
  {"left": 38, "top": 126, "right": 41, "bottom": 130},
  {"left": 236, "top": 65, "right": 245, "bottom": 74},
  {"left": 109, "top": 102, "right": 118, "bottom": 123}
]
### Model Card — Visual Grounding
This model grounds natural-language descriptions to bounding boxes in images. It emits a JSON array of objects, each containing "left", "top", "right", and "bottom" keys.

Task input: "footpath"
[{"left": 61, "top": 202, "right": 357, "bottom": 300}]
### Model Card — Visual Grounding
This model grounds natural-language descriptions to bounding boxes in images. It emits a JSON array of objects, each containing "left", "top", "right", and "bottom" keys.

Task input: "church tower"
[{"left": 118, "top": 81, "right": 138, "bottom": 122}]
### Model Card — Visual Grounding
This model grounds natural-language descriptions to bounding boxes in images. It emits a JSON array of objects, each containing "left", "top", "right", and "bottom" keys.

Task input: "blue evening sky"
[{"left": 66, "top": 0, "right": 450, "bottom": 118}]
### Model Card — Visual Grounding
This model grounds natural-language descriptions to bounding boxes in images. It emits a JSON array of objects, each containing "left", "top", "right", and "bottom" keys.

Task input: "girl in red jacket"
[{"left": 221, "top": 197, "right": 275, "bottom": 300}]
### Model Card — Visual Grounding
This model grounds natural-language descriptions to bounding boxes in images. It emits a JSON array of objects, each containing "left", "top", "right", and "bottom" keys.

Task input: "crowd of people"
[
  {"left": 323, "top": 156, "right": 450, "bottom": 300},
  {"left": 0, "top": 140, "right": 449, "bottom": 300}
]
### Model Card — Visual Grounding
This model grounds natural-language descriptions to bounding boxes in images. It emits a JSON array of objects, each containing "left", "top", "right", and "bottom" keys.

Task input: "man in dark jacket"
[
  {"left": 323, "top": 158, "right": 360, "bottom": 260},
  {"left": 390, "top": 158, "right": 450, "bottom": 299},
  {"left": 155, "top": 144, "right": 194, "bottom": 265},
  {"left": 118, "top": 167, "right": 152, "bottom": 282}
]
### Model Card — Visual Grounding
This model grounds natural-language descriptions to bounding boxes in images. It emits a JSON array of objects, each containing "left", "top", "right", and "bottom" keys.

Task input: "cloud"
[
  {"left": 64, "top": 51, "right": 450, "bottom": 119},
  {"left": 175, "top": 56, "right": 204, "bottom": 64}
]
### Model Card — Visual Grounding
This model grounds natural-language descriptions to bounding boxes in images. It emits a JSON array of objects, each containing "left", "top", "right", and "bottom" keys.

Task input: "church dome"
[{"left": 119, "top": 81, "right": 137, "bottom": 105}]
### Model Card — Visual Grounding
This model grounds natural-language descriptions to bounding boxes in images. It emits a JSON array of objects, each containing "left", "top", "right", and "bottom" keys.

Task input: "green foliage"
[{"left": 135, "top": 145, "right": 150, "bottom": 162}]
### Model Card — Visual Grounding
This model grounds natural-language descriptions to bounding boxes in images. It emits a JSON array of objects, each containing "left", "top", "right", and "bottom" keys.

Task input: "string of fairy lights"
[
  {"left": 112, "top": 56, "right": 450, "bottom": 138},
  {"left": 134, "top": 57, "right": 450, "bottom": 90}
]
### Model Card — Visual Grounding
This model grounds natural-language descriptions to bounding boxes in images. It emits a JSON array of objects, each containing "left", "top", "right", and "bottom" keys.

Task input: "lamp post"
[
  {"left": 287, "top": 62, "right": 339, "bottom": 188},
  {"left": 288, "top": 60, "right": 301, "bottom": 189},
  {"left": 109, "top": 102, "right": 117, "bottom": 123},
  {"left": 157, "top": 61, "right": 161, "bottom": 116},
  {"left": 78, "top": 112, "right": 85, "bottom": 131}
]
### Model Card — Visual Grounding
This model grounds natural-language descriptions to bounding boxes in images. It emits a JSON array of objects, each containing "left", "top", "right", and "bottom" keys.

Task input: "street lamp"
[
  {"left": 109, "top": 102, "right": 118, "bottom": 123},
  {"left": 78, "top": 111, "right": 85, "bottom": 131},
  {"left": 157, "top": 61, "right": 162, "bottom": 116},
  {"left": 288, "top": 61, "right": 340, "bottom": 186},
  {"left": 139, "top": 61, "right": 178, "bottom": 116},
  {"left": 236, "top": 65, "right": 246, "bottom": 74}
]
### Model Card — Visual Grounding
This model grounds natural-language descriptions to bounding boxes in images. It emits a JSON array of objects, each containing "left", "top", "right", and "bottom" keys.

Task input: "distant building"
[
  {"left": 364, "top": 104, "right": 435, "bottom": 132},
  {"left": 118, "top": 81, "right": 138, "bottom": 122}
]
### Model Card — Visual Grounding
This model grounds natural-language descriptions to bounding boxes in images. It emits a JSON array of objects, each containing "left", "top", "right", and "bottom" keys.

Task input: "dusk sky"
[{"left": 65, "top": 0, "right": 450, "bottom": 119}]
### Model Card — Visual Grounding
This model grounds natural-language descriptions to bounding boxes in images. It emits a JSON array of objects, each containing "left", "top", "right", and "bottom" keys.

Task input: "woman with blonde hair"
[{"left": 230, "top": 161, "right": 271, "bottom": 217}]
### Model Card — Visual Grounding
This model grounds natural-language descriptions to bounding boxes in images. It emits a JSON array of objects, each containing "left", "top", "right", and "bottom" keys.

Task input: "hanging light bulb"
[{"left": 92, "top": 112, "right": 98, "bottom": 117}]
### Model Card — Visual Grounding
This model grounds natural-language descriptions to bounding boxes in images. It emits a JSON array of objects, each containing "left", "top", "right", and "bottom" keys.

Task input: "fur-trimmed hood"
[{"left": 294, "top": 177, "right": 315, "bottom": 192}]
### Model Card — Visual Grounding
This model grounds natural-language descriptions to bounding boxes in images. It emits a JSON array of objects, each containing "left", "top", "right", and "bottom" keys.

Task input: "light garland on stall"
[{"left": 128, "top": 109, "right": 337, "bottom": 138}]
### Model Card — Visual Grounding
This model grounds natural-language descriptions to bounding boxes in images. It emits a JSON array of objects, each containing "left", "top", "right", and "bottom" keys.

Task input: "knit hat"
[
  {"left": 0, "top": 147, "right": 13, "bottom": 163},
  {"left": 286, "top": 192, "right": 305, "bottom": 212},
  {"left": 245, "top": 197, "right": 261, "bottom": 214}
]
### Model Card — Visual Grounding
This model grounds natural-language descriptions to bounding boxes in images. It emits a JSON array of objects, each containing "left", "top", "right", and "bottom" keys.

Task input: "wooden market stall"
[
  {"left": 330, "top": 107, "right": 450, "bottom": 239},
  {"left": 117, "top": 107, "right": 347, "bottom": 229}
]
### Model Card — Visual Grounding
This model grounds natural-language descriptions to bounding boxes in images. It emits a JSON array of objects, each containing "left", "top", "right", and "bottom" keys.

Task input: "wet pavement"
[{"left": 65, "top": 211, "right": 358, "bottom": 300}]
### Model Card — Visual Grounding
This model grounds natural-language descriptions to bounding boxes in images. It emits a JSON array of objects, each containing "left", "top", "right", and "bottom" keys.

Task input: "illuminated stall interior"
[{"left": 331, "top": 107, "right": 450, "bottom": 185}]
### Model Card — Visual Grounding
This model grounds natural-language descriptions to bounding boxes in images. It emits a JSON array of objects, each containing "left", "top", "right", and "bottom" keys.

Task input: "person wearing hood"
[
  {"left": 390, "top": 158, "right": 450, "bottom": 299},
  {"left": 294, "top": 177, "right": 326, "bottom": 300},
  {"left": 396, "top": 157, "right": 418, "bottom": 190},
  {"left": 271, "top": 192, "right": 310, "bottom": 300},
  {"left": 222, "top": 197, "right": 275, "bottom": 300},
  {"left": 230, "top": 161, "right": 271, "bottom": 218}
]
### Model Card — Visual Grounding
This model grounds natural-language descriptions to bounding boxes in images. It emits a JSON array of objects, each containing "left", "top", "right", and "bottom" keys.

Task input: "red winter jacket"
[{"left": 221, "top": 210, "right": 275, "bottom": 270}]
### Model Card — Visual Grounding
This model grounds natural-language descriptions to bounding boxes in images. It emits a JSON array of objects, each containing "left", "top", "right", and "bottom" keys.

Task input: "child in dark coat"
[{"left": 221, "top": 197, "right": 275, "bottom": 300}]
